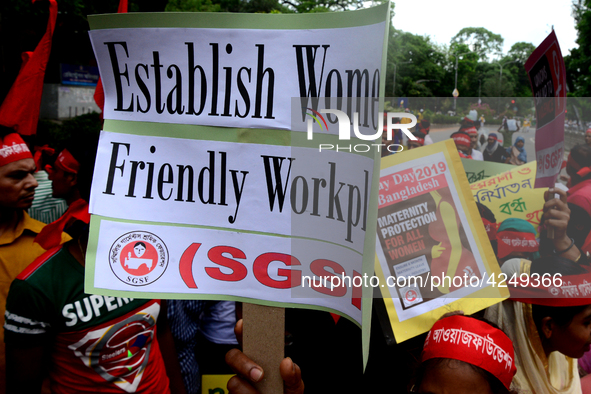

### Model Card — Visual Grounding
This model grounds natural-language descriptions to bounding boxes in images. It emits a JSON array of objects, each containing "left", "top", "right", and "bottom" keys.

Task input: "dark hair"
[
  {"left": 410, "top": 358, "right": 515, "bottom": 394},
  {"left": 476, "top": 202, "right": 498, "bottom": 255},
  {"left": 0, "top": 125, "right": 16, "bottom": 138},
  {"left": 570, "top": 144, "right": 591, "bottom": 179},
  {"left": 476, "top": 202, "right": 496, "bottom": 223},
  {"left": 411, "top": 131, "right": 426, "bottom": 140},
  {"left": 134, "top": 242, "right": 146, "bottom": 249},
  {"left": 409, "top": 316, "right": 515, "bottom": 394},
  {"left": 530, "top": 255, "right": 589, "bottom": 328}
]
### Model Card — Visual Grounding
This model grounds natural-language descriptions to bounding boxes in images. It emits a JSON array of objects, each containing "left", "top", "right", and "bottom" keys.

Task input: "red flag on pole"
[
  {"left": 94, "top": 0, "right": 128, "bottom": 114},
  {"left": 0, "top": 0, "right": 58, "bottom": 136}
]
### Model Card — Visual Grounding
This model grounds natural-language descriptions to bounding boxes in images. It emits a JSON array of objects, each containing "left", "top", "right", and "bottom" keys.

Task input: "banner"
[
  {"left": 461, "top": 158, "right": 513, "bottom": 184},
  {"left": 470, "top": 161, "right": 545, "bottom": 235},
  {"left": 375, "top": 140, "right": 507, "bottom": 342},
  {"left": 525, "top": 31, "right": 566, "bottom": 188},
  {"left": 86, "top": 6, "right": 390, "bottom": 355}
]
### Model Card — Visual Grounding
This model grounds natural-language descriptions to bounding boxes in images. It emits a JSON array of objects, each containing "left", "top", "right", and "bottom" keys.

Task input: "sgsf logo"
[{"left": 305, "top": 108, "right": 418, "bottom": 153}]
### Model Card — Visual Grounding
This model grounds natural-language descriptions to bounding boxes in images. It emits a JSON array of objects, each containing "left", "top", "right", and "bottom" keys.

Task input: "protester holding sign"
[
  {"left": 4, "top": 136, "right": 186, "bottom": 394},
  {"left": 227, "top": 315, "right": 518, "bottom": 394},
  {"left": 486, "top": 188, "right": 587, "bottom": 394}
]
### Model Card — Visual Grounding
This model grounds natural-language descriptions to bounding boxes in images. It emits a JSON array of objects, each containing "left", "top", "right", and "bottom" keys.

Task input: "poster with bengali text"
[
  {"left": 525, "top": 31, "right": 566, "bottom": 188},
  {"left": 375, "top": 140, "right": 508, "bottom": 342}
]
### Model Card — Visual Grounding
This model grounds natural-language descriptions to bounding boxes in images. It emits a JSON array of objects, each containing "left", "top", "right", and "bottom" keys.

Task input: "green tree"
[
  {"left": 386, "top": 30, "right": 446, "bottom": 98},
  {"left": 451, "top": 27, "right": 504, "bottom": 60},
  {"left": 567, "top": 0, "right": 591, "bottom": 96},
  {"left": 446, "top": 43, "right": 480, "bottom": 98},
  {"left": 507, "top": 42, "right": 535, "bottom": 63}
]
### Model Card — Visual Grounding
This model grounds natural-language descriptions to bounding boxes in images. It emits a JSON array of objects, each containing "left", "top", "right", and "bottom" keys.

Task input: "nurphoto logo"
[{"left": 293, "top": 98, "right": 418, "bottom": 154}]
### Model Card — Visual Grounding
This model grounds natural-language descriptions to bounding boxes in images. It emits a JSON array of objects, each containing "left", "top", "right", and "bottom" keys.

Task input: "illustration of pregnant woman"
[{"left": 428, "top": 189, "right": 479, "bottom": 294}]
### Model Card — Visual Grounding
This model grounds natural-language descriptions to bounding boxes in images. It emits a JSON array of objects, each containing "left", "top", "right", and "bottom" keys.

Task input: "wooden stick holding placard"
[
  {"left": 546, "top": 188, "right": 555, "bottom": 239},
  {"left": 243, "top": 303, "right": 285, "bottom": 394}
]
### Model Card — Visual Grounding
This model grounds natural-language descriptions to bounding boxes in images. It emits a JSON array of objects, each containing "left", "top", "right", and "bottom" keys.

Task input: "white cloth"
[
  {"left": 485, "top": 259, "right": 581, "bottom": 394},
  {"left": 470, "top": 149, "right": 483, "bottom": 161},
  {"left": 424, "top": 134, "right": 434, "bottom": 145}
]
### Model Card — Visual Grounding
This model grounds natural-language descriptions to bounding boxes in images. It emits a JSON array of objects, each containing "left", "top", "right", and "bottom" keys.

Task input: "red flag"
[
  {"left": 94, "top": 0, "right": 128, "bottom": 113},
  {"left": 0, "top": 0, "right": 58, "bottom": 136},
  {"left": 118, "top": 0, "right": 128, "bottom": 13},
  {"left": 35, "top": 199, "right": 90, "bottom": 250}
]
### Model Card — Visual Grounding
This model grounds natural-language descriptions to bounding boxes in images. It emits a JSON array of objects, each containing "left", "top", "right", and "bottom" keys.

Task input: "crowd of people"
[
  {"left": 227, "top": 137, "right": 591, "bottom": 394},
  {"left": 0, "top": 0, "right": 585, "bottom": 392},
  {"left": 382, "top": 109, "right": 534, "bottom": 166},
  {"left": 0, "top": 110, "right": 589, "bottom": 394}
]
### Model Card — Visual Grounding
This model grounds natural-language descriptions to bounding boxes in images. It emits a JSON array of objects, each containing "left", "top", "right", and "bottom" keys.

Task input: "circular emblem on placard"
[
  {"left": 405, "top": 289, "right": 418, "bottom": 302},
  {"left": 109, "top": 231, "right": 168, "bottom": 286}
]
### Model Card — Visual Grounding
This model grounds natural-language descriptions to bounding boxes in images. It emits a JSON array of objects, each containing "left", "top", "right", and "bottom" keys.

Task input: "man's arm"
[{"left": 6, "top": 345, "right": 47, "bottom": 394}]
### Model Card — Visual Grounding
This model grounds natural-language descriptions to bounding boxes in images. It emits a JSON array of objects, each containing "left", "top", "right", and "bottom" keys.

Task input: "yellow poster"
[
  {"left": 201, "top": 374, "right": 234, "bottom": 394},
  {"left": 375, "top": 140, "right": 508, "bottom": 343},
  {"left": 470, "top": 161, "right": 545, "bottom": 235}
]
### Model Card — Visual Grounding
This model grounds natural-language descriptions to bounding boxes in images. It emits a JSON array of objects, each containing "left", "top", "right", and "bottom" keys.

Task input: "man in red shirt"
[{"left": 4, "top": 134, "right": 186, "bottom": 394}]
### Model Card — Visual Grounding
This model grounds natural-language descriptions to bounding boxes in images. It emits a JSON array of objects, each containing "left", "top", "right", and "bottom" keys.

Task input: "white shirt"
[{"left": 471, "top": 149, "right": 484, "bottom": 161}]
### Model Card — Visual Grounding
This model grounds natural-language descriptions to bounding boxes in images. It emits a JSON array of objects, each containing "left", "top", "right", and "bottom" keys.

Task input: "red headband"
[
  {"left": 50, "top": 149, "right": 79, "bottom": 174},
  {"left": 422, "top": 315, "right": 516, "bottom": 390},
  {"left": 452, "top": 133, "right": 471, "bottom": 147},
  {"left": 496, "top": 230, "right": 538, "bottom": 259},
  {"left": 0, "top": 133, "right": 33, "bottom": 166},
  {"left": 462, "top": 127, "right": 478, "bottom": 136},
  {"left": 410, "top": 138, "right": 425, "bottom": 146},
  {"left": 510, "top": 271, "right": 591, "bottom": 306},
  {"left": 586, "top": 128, "right": 591, "bottom": 135}
]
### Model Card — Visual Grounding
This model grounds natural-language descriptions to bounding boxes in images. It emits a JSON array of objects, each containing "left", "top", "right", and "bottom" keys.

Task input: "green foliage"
[
  {"left": 508, "top": 42, "right": 536, "bottom": 63},
  {"left": 469, "top": 102, "right": 496, "bottom": 118},
  {"left": 567, "top": 0, "right": 591, "bottom": 96},
  {"left": 165, "top": 0, "right": 222, "bottom": 12},
  {"left": 430, "top": 114, "right": 462, "bottom": 124},
  {"left": 35, "top": 113, "right": 102, "bottom": 154},
  {"left": 386, "top": 29, "right": 446, "bottom": 97},
  {"left": 451, "top": 27, "right": 504, "bottom": 60}
]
